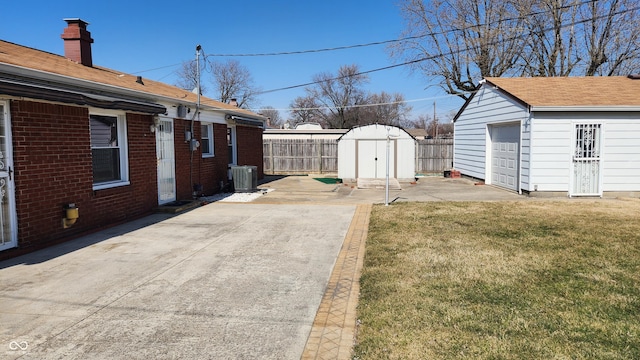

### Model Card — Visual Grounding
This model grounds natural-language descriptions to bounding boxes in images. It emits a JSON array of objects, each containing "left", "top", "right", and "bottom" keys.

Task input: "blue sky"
[{"left": 1, "top": 0, "right": 464, "bottom": 122}]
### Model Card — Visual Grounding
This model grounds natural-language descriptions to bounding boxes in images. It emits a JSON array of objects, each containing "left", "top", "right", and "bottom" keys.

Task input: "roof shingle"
[
  {"left": 0, "top": 40, "right": 262, "bottom": 117},
  {"left": 485, "top": 76, "right": 640, "bottom": 107}
]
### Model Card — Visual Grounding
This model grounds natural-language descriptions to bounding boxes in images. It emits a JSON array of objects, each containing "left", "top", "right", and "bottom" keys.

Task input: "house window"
[
  {"left": 201, "top": 123, "right": 214, "bottom": 157},
  {"left": 90, "top": 113, "right": 129, "bottom": 189}
]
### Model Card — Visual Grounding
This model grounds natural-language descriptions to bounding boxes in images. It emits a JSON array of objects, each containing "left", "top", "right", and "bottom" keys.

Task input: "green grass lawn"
[{"left": 354, "top": 200, "right": 640, "bottom": 359}]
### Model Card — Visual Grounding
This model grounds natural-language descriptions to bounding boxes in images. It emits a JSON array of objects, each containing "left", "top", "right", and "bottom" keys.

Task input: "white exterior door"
[
  {"left": 357, "top": 140, "right": 395, "bottom": 179},
  {"left": 227, "top": 126, "right": 236, "bottom": 180},
  {"left": 156, "top": 118, "right": 176, "bottom": 204},
  {"left": 571, "top": 123, "right": 602, "bottom": 196},
  {"left": 0, "top": 102, "right": 17, "bottom": 251},
  {"left": 491, "top": 124, "right": 520, "bottom": 191}
]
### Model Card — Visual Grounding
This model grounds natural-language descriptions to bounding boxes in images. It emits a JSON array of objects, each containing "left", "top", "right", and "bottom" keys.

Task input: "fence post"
[
  {"left": 319, "top": 140, "right": 323, "bottom": 173},
  {"left": 269, "top": 141, "right": 274, "bottom": 174}
]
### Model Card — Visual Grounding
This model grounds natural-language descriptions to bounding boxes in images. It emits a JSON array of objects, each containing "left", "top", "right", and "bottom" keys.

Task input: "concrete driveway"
[
  {"left": 254, "top": 175, "right": 525, "bottom": 204},
  {"left": 1, "top": 203, "right": 356, "bottom": 359},
  {"left": 1, "top": 175, "right": 525, "bottom": 359}
]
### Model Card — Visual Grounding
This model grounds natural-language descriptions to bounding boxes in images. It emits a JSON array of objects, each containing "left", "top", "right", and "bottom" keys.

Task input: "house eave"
[
  {"left": 0, "top": 77, "right": 166, "bottom": 114},
  {"left": 0, "top": 62, "right": 267, "bottom": 121}
]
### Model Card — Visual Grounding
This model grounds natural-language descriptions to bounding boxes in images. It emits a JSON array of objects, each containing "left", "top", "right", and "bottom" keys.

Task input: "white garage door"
[
  {"left": 357, "top": 140, "right": 395, "bottom": 179},
  {"left": 491, "top": 124, "right": 519, "bottom": 191}
]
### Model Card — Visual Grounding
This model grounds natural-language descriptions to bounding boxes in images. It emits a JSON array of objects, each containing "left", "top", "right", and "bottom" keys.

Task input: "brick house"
[{"left": 0, "top": 19, "right": 265, "bottom": 260}]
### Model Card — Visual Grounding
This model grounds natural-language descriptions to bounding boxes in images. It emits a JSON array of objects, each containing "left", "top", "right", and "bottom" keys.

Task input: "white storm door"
[
  {"left": 0, "top": 102, "right": 17, "bottom": 251},
  {"left": 571, "top": 123, "right": 602, "bottom": 196},
  {"left": 156, "top": 118, "right": 176, "bottom": 204}
]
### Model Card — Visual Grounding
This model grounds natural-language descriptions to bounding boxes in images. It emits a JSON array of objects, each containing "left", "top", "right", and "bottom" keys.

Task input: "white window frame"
[
  {"left": 90, "top": 110, "right": 129, "bottom": 190},
  {"left": 201, "top": 122, "right": 214, "bottom": 157}
]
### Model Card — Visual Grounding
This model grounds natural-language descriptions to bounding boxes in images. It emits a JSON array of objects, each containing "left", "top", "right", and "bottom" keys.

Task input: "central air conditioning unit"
[{"left": 231, "top": 166, "right": 258, "bottom": 192}]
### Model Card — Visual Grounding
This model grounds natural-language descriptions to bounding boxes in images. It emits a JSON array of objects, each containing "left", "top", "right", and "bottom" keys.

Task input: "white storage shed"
[
  {"left": 338, "top": 124, "right": 417, "bottom": 182},
  {"left": 453, "top": 76, "right": 640, "bottom": 197}
]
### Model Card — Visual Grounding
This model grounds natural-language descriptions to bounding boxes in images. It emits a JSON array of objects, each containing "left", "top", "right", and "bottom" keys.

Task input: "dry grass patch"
[{"left": 354, "top": 200, "right": 640, "bottom": 360}]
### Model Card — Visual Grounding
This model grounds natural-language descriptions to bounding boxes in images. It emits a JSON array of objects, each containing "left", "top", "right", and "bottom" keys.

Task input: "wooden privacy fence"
[
  {"left": 263, "top": 139, "right": 338, "bottom": 174},
  {"left": 415, "top": 138, "right": 454, "bottom": 174},
  {"left": 263, "top": 138, "right": 453, "bottom": 175}
]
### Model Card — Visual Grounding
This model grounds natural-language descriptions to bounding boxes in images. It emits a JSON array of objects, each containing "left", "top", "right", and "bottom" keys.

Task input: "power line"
[
  {"left": 248, "top": 91, "right": 473, "bottom": 113},
  {"left": 204, "top": 0, "right": 599, "bottom": 58},
  {"left": 130, "top": 0, "right": 600, "bottom": 74},
  {"left": 253, "top": 5, "right": 639, "bottom": 96}
]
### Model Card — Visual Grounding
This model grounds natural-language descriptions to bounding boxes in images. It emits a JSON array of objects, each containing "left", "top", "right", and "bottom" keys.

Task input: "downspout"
[{"left": 520, "top": 105, "right": 532, "bottom": 195}]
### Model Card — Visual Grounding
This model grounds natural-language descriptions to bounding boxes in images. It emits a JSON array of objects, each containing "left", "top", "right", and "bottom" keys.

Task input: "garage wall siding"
[
  {"left": 527, "top": 111, "right": 640, "bottom": 193},
  {"left": 527, "top": 113, "right": 573, "bottom": 192},
  {"left": 454, "top": 87, "right": 528, "bottom": 181},
  {"left": 602, "top": 114, "right": 640, "bottom": 191}
]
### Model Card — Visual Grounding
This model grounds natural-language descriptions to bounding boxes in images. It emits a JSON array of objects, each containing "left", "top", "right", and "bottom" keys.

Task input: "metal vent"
[
  {"left": 231, "top": 166, "right": 258, "bottom": 192},
  {"left": 177, "top": 105, "right": 187, "bottom": 118}
]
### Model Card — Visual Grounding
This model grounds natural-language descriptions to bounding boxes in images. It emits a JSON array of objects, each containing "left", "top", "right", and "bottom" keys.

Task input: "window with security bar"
[{"left": 575, "top": 124, "right": 601, "bottom": 159}]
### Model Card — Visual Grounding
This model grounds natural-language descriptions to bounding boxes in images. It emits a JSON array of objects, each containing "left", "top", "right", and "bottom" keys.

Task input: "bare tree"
[
  {"left": 394, "top": 0, "right": 640, "bottom": 95},
  {"left": 259, "top": 106, "right": 283, "bottom": 128},
  {"left": 360, "top": 92, "right": 413, "bottom": 126},
  {"left": 403, "top": 113, "right": 431, "bottom": 130},
  {"left": 209, "top": 59, "right": 261, "bottom": 109},
  {"left": 580, "top": 0, "right": 640, "bottom": 76},
  {"left": 289, "top": 96, "right": 323, "bottom": 127},
  {"left": 393, "top": 0, "right": 526, "bottom": 100},
  {"left": 174, "top": 60, "right": 207, "bottom": 94},
  {"left": 519, "top": 0, "right": 582, "bottom": 76},
  {"left": 306, "top": 64, "right": 369, "bottom": 128}
]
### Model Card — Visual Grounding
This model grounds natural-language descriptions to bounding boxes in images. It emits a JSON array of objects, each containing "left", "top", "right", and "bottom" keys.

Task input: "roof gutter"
[
  {"left": 0, "top": 77, "right": 166, "bottom": 114},
  {"left": 531, "top": 106, "right": 640, "bottom": 112},
  {"left": 226, "top": 114, "right": 265, "bottom": 129}
]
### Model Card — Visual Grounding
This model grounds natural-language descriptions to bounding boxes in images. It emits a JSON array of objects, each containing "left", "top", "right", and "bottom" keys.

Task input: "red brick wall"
[
  {"left": 173, "top": 118, "right": 196, "bottom": 200},
  {"left": 2, "top": 99, "right": 264, "bottom": 260},
  {"left": 235, "top": 125, "right": 264, "bottom": 179},
  {"left": 2, "top": 100, "right": 157, "bottom": 260},
  {"left": 196, "top": 123, "right": 231, "bottom": 196},
  {"left": 172, "top": 119, "right": 228, "bottom": 198}
]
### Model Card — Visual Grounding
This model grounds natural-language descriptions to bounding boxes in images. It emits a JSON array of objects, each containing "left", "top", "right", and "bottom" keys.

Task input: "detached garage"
[
  {"left": 338, "top": 124, "right": 416, "bottom": 183},
  {"left": 454, "top": 75, "right": 640, "bottom": 197}
]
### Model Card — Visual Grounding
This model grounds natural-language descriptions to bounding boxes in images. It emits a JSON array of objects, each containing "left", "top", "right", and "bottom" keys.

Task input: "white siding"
[
  {"left": 599, "top": 113, "right": 640, "bottom": 191},
  {"left": 338, "top": 138, "right": 357, "bottom": 179},
  {"left": 528, "top": 113, "right": 573, "bottom": 192},
  {"left": 529, "top": 111, "right": 640, "bottom": 193},
  {"left": 454, "top": 86, "right": 528, "bottom": 181}
]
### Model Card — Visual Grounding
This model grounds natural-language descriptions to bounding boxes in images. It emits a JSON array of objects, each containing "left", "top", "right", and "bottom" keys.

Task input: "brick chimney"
[{"left": 61, "top": 18, "right": 94, "bottom": 67}]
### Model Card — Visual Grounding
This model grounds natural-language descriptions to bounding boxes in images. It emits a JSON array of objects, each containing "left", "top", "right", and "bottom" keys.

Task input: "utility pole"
[{"left": 433, "top": 101, "right": 438, "bottom": 139}]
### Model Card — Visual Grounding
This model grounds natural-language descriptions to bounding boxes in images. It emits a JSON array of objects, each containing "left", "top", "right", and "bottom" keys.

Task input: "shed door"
[
  {"left": 156, "top": 118, "right": 176, "bottom": 204},
  {"left": 357, "top": 140, "right": 395, "bottom": 179},
  {"left": 491, "top": 124, "right": 520, "bottom": 191}
]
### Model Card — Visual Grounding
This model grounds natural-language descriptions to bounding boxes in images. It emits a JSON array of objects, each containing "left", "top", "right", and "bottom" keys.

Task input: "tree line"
[{"left": 393, "top": 0, "right": 640, "bottom": 100}]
